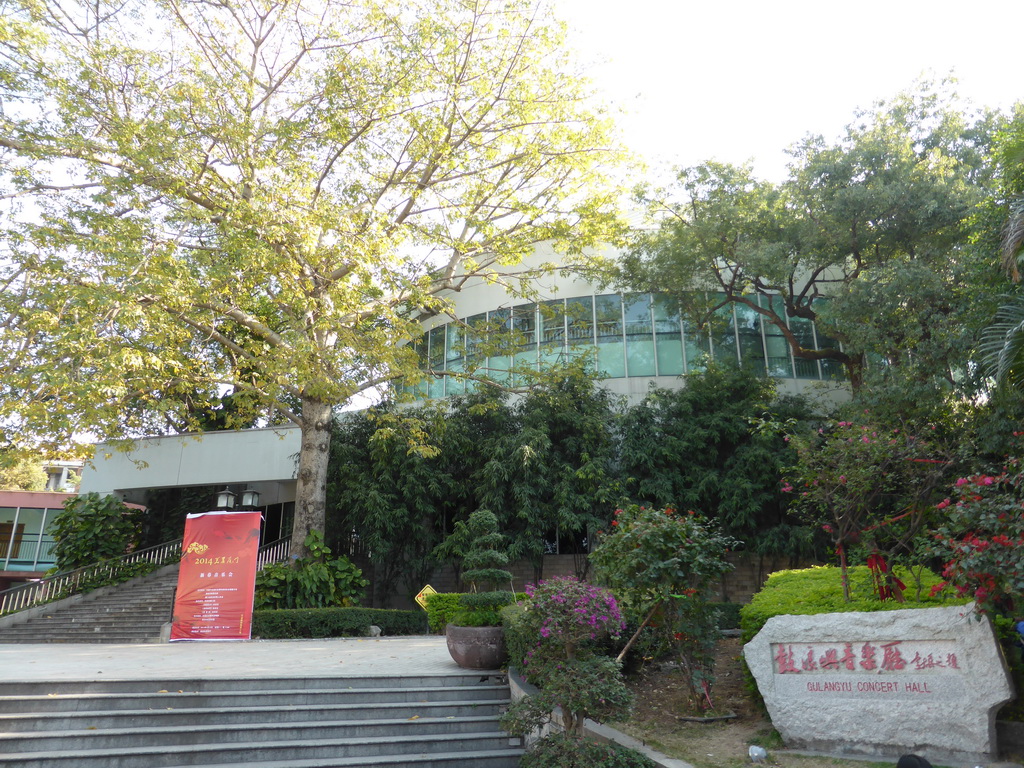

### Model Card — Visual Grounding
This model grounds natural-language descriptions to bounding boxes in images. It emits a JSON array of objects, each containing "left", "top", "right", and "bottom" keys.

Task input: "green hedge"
[
  {"left": 424, "top": 592, "right": 527, "bottom": 634},
  {"left": 253, "top": 607, "right": 427, "bottom": 639},
  {"left": 740, "top": 565, "right": 966, "bottom": 641}
]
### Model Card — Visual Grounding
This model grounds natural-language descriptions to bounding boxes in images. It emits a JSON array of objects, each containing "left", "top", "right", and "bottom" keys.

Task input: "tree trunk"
[{"left": 290, "top": 395, "right": 334, "bottom": 559}]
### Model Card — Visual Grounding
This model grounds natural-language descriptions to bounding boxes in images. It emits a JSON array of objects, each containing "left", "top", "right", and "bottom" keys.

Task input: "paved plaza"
[{"left": 0, "top": 636, "right": 460, "bottom": 682}]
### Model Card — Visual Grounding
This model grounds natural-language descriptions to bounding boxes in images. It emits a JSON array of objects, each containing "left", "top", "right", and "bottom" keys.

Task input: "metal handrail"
[
  {"left": 0, "top": 534, "right": 294, "bottom": 617},
  {"left": 0, "top": 538, "right": 183, "bottom": 616},
  {"left": 258, "top": 536, "right": 292, "bottom": 568}
]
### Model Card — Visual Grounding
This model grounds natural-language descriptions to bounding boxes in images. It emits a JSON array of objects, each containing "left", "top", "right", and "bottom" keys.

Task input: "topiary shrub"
[{"left": 448, "top": 509, "right": 516, "bottom": 627}]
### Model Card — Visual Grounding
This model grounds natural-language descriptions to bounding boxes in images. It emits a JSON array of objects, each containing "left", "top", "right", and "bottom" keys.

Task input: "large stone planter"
[{"left": 445, "top": 624, "right": 508, "bottom": 670}]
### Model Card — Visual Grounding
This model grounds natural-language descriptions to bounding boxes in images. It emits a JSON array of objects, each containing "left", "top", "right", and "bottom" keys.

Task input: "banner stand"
[{"left": 170, "top": 510, "right": 262, "bottom": 642}]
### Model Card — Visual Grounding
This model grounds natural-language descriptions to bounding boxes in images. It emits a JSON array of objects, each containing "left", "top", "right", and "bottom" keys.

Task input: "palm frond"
[
  {"left": 1001, "top": 198, "right": 1024, "bottom": 281},
  {"left": 980, "top": 297, "right": 1024, "bottom": 388}
]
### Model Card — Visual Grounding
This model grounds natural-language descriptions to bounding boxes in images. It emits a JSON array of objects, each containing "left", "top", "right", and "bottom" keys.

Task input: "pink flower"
[
  {"left": 936, "top": 498, "right": 950, "bottom": 510},
  {"left": 955, "top": 477, "right": 969, "bottom": 487}
]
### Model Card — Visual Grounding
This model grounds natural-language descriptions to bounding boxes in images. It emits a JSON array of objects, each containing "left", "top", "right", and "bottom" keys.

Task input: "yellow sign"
[{"left": 414, "top": 584, "right": 437, "bottom": 611}]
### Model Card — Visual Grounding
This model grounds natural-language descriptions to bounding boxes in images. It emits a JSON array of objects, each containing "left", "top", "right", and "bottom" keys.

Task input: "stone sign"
[{"left": 743, "top": 603, "right": 1013, "bottom": 764}]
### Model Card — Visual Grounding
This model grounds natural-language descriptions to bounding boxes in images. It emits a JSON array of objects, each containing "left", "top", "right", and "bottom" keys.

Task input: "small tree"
[
  {"left": 590, "top": 504, "right": 737, "bottom": 712},
  {"left": 786, "top": 421, "right": 952, "bottom": 602},
  {"left": 50, "top": 493, "right": 142, "bottom": 572}
]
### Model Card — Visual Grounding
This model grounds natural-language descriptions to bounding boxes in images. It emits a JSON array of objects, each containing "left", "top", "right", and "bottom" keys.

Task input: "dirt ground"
[{"left": 613, "top": 637, "right": 898, "bottom": 768}]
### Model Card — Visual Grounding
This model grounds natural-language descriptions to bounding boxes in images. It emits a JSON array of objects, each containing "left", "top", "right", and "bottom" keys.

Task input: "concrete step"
[
  {"left": 0, "top": 697, "right": 511, "bottom": 731},
  {"left": 0, "top": 714, "right": 505, "bottom": 751},
  {"left": 1, "top": 730, "right": 518, "bottom": 767},
  {"left": 7, "top": 749, "right": 525, "bottom": 768},
  {"left": 0, "top": 668, "right": 522, "bottom": 768},
  {"left": 0, "top": 683, "right": 508, "bottom": 714},
  {"left": 0, "top": 674, "right": 506, "bottom": 695}
]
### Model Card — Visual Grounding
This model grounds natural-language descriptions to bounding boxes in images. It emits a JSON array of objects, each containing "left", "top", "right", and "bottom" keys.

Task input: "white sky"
[{"left": 553, "top": 0, "right": 1024, "bottom": 182}]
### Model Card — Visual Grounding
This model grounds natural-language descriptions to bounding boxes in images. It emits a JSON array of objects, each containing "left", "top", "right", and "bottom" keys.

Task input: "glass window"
[
  {"left": 816, "top": 328, "right": 847, "bottom": 381},
  {"left": 444, "top": 324, "right": 465, "bottom": 395},
  {"left": 427, "top": 326, "right": 446, "bottom": 398},
  {"left": 445, "top": 323, "right": 463, "bottom": 366},
  {"left": 595, "top": 295, "right": 623, "bottom": 342},
  {"left": 487, "top": 309, "right": 512, "bottom": 384},
  {"left": 789, "top": 315, "right": 820, "bottom": 379},
  {"left": 38, "top": 508, "right": 57, "bottom": 565},
  {"left": 708, "top": 293, "right": 738, "bottom": 366},
  {"left": 511, "top": 304, "right": 537, "bottom": 349},
  {"left": 594, "top": 295, "right": 625, "bottom": 378},
  {"left": 464, "top": 313, "right": 487, "bottom": 367},
  {"left": 8, "top": 507, "right": 43, "bottom": 566},
  {"left": 761, "top": 295, "right": 794, "bottom": 378},
  {"left": 428, "top": 326, "right": 445, "bottom": 371},
  {"left": 565, "top": 296, "right": 594, "bottom": 363},
  {"left": 539, "top": 300, "right": 566, "bottom": 365},
  {"left": 652, "top": 294, "right": 684, "bottom": 376},
  {"left": 734, "top": 301, "right": 767, "bottom": 377},
  {"left": 0, "top": 507, "right": 17, "bottom": 564},
  {"left": 624, "top": 293, "right": 656, "bottom": 377}
]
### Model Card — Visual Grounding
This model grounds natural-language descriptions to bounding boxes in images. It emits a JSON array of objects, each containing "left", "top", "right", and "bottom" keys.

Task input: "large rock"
[{"left": 743, "top": 603, "right": 1013, "bottom": 764}]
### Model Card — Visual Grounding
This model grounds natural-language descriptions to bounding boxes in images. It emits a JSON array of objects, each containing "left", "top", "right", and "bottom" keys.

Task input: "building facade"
[{"left": 404, "top": 244, "right": 849, "bottom": 405}]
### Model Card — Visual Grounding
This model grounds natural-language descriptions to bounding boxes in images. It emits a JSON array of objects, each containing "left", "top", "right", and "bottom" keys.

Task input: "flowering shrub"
[
  {"left": 931, "top": 455, "right": 1024, "bottom": 612},
  {"left": 589, "top": 504, "right": 737, "bottom": 712},
  {"left": 501, "top": 576, "right": 633, "bottom": 745},
  {"left": 524, "top": 576, "right": 624, "bottom": 656}
]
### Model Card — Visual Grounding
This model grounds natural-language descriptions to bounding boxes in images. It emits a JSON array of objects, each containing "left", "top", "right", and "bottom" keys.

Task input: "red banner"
[{"left": 170, "top": 510, "right": 262, "bottom": 642}]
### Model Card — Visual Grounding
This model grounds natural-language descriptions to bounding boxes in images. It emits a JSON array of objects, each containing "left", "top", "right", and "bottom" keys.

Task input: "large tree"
[
  {"left": 0, "top": 0, "right": 623, "bottom": 555},
  {"left": 622, "top": 84, "right": 1000, "bottom": 391}
]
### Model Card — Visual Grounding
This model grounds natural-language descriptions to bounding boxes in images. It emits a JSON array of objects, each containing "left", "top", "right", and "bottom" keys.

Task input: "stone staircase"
[
  {"left": 0, "top": 673, "right": 523, "bottom": 767},
  {"left": 0, "top": 565, "right": 179, "bottom": 644}
]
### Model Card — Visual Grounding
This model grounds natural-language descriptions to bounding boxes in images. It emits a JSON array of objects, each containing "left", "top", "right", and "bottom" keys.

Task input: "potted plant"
[{"left": 445, "top": 508, "right": 515, "bottom": 669}]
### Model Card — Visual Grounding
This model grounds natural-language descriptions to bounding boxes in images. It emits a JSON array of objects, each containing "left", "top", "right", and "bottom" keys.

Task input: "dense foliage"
[
  {"left": 590, "top": 504, "right": 737, "bottom": 711},
  {"left": 618, "top": 365, "right": 814, "bottom": 557},
  {"left": 785, "top": 420, "right": 955, "bottom": 601},
  {"left": 253, "top": 531, "right": 368, "bottom": 610},
  {"left": 326, "top": 368, "right": 811, "bottom": 604},
  {"left": 50, "top": 493, "right": 143, "bottom": 572},
  {"left": 931, "top": 453, "right": 1024, "bottom": 612},
  {"left": 622, "top": 83, "right": 1005, "bottom": 393},
  {"left": 252, "top": 607, "right": 426, "bottom": 639}
]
